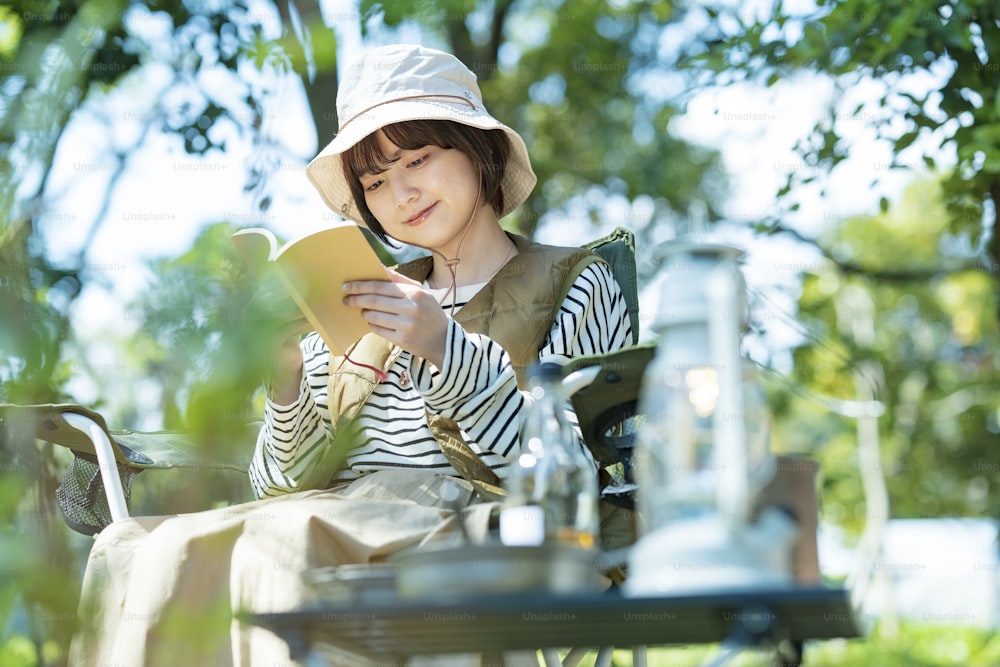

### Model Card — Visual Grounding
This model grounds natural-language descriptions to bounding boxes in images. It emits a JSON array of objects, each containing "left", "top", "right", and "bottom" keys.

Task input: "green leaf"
[{"left": 895, "top": 130, "right": 919, "bottom": 153}]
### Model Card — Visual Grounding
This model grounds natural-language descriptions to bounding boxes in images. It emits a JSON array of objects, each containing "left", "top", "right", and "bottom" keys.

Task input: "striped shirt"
[{"left": 250, "top": 261, "right": 632, "bottom": 499}]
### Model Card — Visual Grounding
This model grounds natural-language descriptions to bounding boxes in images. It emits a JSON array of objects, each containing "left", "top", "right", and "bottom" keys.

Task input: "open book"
[{"left": 231, "top": 224, "right": 388, "bottom": 355}]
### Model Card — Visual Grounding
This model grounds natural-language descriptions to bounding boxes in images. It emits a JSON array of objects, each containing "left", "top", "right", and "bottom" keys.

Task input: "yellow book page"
[{"left": 232, "top": 225, "right": 388, "bottom": 355}]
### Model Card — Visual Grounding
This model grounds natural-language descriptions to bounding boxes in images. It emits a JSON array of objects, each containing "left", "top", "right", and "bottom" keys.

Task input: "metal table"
[{"left": 249, "top": 585, "right": 861, "bottom": 666}]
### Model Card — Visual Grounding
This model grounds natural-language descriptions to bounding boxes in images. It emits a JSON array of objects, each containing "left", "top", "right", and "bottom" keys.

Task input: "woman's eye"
[
  {"left": 364, "top": 179, "right": 383, "bottom": 192},
  {"left": 408, "top": 154, "right": 428, "bottom": 168}
]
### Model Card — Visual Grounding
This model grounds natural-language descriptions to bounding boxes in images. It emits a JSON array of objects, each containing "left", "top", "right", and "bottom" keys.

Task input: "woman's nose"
[{"left": 392, "top": 173, "right": 418, "bottom": 207}]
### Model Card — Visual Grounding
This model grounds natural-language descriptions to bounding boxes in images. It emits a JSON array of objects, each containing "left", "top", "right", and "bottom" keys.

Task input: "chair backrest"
[
  {"left": 583, "top": 227, "right": 640, "bottom": 346},
  {"left": 566, "top": 343, "right": 654, "bottom": 508},
  {"left": 558, "top": 226, "right": 647, "bottom": 505}
]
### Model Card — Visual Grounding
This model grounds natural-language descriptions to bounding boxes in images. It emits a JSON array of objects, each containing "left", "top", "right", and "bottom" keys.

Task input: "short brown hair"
[{"left": 341, "top": 119, "right": 510, "bottom": 244}]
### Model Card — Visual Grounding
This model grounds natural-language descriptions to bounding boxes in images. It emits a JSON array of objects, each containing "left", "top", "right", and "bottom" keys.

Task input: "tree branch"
[
  {"left": 766, "top": 222, "right": 987, "bottom": 282},
  {"left": 488, "top": 0, "right": 516, "bottom": 70},
  {"left": 274, "top": 0, "right": 339, "bottom": 143}
]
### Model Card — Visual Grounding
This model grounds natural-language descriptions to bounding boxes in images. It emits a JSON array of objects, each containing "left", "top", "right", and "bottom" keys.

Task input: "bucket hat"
[{"left": 306, "top": 44, "right": 537, "bottom": 225}]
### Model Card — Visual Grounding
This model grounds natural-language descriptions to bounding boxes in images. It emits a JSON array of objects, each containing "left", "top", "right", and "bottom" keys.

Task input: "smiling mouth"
[{"left": 405, "top": 203, "right": 437, "bottom": 225}]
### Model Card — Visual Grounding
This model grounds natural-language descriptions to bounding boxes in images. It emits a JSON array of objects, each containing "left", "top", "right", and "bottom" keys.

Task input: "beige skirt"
[{"left": 68, "top": 469, "right": 535, "bottom": 667}]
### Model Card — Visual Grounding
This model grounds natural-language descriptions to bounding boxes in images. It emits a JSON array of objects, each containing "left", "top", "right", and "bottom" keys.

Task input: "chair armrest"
[
  {"left": 0, "top": 402, "right": 256, "bottom": 471},
  {"left": 62, "top": 413, "right": 130, "bottom": 523},
  {"left": 0, "top": 402, "right": 151, "bottom": 465}
]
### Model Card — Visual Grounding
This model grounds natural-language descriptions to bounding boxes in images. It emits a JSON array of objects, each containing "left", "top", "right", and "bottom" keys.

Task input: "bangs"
[{"left": 346, "top": 120, "right": 457, "bottom": 181}]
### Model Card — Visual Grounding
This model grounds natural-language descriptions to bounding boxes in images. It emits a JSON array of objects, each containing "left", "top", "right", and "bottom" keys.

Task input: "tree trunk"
[{"left": 273, "top": 0, "right": 340, "bottom": 146}]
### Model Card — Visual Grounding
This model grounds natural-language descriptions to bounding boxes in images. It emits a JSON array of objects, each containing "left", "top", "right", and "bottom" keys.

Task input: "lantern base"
[{"left": 624, "top": 509, "right": 798, "bottom": 597}]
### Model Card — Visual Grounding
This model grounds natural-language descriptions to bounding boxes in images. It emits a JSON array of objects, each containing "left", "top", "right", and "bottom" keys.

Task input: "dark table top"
[{"left": 248, "top": 585, "right": 862, "bottom": 660}]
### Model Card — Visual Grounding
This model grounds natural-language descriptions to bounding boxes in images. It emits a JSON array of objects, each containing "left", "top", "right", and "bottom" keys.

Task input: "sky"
[{"left": 38, "top": 1, "right": 949, "bottom": 415}]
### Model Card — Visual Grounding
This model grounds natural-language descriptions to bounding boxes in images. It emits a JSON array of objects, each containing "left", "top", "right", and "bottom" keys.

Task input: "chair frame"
[{"left": 61, "top": 412, "right": 129, "bottom": 522}]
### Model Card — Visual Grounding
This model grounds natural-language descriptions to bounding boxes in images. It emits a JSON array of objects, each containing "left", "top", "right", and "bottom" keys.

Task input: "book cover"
[{"left": 231, "top": 224, "right": 388, "bottom": 356}]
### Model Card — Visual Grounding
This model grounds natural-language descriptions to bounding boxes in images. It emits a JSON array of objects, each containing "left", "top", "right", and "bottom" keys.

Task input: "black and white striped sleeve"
[{"left": 540, "top": 260, "right": 633, "bottom": 360}]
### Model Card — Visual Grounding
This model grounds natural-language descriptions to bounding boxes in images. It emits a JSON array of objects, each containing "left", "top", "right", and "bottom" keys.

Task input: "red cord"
[{"left": 343, "top": 350, "right": 388, "bottom": 382}]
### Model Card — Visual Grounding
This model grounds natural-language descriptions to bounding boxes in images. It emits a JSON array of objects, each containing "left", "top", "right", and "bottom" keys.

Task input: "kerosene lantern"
[{"left": 625, "top": 241, "right": 795, "bottom": 595}]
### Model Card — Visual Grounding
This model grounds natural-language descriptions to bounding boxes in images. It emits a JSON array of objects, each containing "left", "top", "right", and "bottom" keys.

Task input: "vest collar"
[{"left": 394, "top": 232, "right": 530, "bottom": 284}]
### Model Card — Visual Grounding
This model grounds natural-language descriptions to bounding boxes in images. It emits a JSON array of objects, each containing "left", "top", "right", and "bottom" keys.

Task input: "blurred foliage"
[
  {"left": 127, "top": 222, "right": 263, "bottom": 431},
  {"left": 0, "top": 0, "right": 283, "bottom": 663},
  {"left": 0, "top": 0, "right": 282, "bottom": 395},
  {"left": 0, "top": 427, "right": 83, "bottom": 667},
  {"left": 685, "top": 0, "right": 1000, "bottom": 277},
  {"left": 680, "top": 0, "right": 1000, "bottom": 539},
  {"left": 767, "top": 177, "right": 1000, "bottom": 533}
]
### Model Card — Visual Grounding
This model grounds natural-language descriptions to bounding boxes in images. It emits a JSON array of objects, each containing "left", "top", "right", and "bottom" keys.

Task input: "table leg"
[
  {"left": 561, "top": 647, "right": 589, "bottom": 667},
  {"left": 773, "top": 639, "right": 804, "bottom": 667},
  {"left": 541, "top": 648, "right": 563, "bottom": 667},
  {"left": 594, "top": 647, "right": 614, "bottom": 667}
]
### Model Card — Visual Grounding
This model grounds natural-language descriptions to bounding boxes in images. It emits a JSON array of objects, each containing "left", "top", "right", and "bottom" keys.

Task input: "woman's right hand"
[
  {"left": 247, "top": 271, "right": 309, "bottom": 403},
  {"left": 269, "top": 323, "right": 306, "bottom": 404}
]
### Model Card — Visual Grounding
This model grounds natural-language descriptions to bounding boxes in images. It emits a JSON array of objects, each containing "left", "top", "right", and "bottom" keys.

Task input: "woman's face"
[{"left": 358, "top": 130, "right": 489, "bottom": 253}]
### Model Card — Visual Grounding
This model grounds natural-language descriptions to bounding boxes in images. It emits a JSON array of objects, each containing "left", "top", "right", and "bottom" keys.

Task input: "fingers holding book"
[{"left": 342, "top": 268, "right": 448, "bottom": 369}]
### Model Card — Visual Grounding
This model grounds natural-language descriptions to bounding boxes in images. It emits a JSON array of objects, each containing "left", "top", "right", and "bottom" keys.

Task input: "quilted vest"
[{"left": 293, "top": 233, "right": 604, "bottom": 497}]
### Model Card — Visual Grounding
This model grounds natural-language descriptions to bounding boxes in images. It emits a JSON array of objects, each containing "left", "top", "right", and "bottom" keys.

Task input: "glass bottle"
[{"left": 499, "top": 362, "right": 599, "bottom": 550}]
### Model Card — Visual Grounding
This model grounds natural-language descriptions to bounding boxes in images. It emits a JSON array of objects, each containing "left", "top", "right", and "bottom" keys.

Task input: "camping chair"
[{"left": 3, "top": 226, "right": 834, "bottom": 666}]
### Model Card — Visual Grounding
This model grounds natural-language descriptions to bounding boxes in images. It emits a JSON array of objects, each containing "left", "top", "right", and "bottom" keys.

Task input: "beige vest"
[{"left": 295, "top": 233, "right": 604, "bottom": 497}]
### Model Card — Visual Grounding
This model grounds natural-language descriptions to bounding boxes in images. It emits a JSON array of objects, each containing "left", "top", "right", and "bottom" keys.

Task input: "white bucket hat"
[{"left": 306, "top": 44, "right": 537, "bottom": 226}]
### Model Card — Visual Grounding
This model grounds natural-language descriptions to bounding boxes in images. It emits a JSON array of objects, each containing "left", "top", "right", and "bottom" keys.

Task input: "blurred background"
[{"left": 1, "top": 0, "right": 998, "bottom": 664}]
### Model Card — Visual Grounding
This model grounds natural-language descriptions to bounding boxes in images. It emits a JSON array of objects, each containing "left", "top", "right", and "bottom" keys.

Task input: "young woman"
[
  {"left": 250, "top": 44, "right": 632, "bottom": 501},
  {"left": 71, "top": 44, "right": 632, "bottom": 666}
]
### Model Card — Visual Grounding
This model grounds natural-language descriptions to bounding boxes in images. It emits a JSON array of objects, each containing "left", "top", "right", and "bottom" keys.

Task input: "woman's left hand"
[{"left": 343, "top": 268, "right": 449, "bottom": 369}]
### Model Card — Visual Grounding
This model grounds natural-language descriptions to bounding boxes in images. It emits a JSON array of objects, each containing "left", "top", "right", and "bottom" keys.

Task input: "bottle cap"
[{"left": 528, "top": 361, "right": 564, "bottom": 383}]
